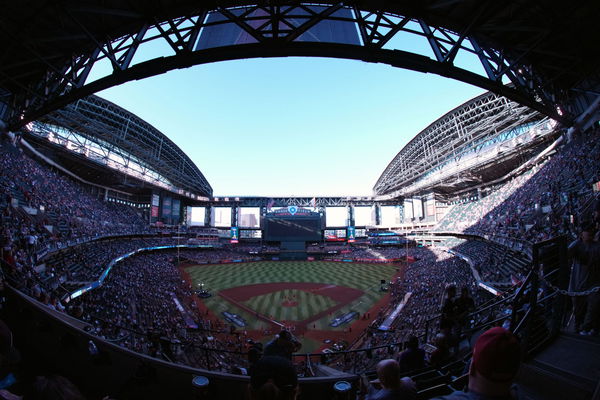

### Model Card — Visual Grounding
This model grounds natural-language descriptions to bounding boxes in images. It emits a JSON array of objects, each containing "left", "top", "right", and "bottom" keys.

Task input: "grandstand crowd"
[
  {"left": 0, "top": 143, "right": 147, "bottom": 252},
  {"left": 0, "top": 125, "right": 599, "bottom": 399},
  {"left": 334, "top": 247, "right": 496, "bottom": 374},
  {"left": 435, "top": 127, "right": 600, "bottom": 245}
]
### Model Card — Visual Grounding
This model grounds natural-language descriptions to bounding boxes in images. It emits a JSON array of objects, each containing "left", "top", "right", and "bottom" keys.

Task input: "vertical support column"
[
  {"left": 347, "top": 205, "right": 353, "bottom": 227},
  {"left": 205, "top": 205, "right": 212, "bottom": 227},
  {"left": 231, "top": 205, "right": 238, "bottom": 228},
  {"left": 399, "top": 203, "right": 404, "bottom": 224}
]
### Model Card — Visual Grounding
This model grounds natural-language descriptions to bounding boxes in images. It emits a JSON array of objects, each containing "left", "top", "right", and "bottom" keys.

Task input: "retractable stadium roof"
[
  {"left": 1, "top": 1, "right": 599, "bottom": 126},
  {"left": 33, "top": 95, "right": 213, "bottom": 197},
  {"left": 1, "top": 1, "right": 599, "bottom": 200},
  {"left": 374, "top": 91, "right": 552, "bottom": 197}
]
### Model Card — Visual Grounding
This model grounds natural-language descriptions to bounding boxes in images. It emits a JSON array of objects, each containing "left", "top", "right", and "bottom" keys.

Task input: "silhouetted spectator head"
[
  {"left": 248, "top": 342, "right": 264, "bottom": 365},
  {"left": 371, "top": 359, "right": 416, "bottom": 396},
  {"left": 25, "top": 375, "right": 86, "bottom": 400},
  {"left": 406, "top": 335, "right": 419, "bottom": 350},
  {"left": 278, "top": 330, "right": 292, "bottom": 341},
  {"left": 376, "top": 359, "right": 401, "bottom": 388},
  {"left": 445, "top": 285, "right": 457, "bottom": 297},
  {"left": 399, "top": 335, "right": 426, "bottom": 374},
  {"left": 580, "top": 222, "right": 596, "bottom": 243},
  {"left": 429, "top": 333, "right": 450, "bottom": 368},
  {"left": 249, "top": 356, "right": 298, "bottom": 400},
  {"left": 264, "top": 330, "right": 301, "bottom": 359}
]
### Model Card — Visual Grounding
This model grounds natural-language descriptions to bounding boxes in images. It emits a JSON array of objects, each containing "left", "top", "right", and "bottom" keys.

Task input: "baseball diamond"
[
  {"left": 183, "top": 261, "right": 402, "bottom": 351},
  {"left": 243, "top": 289, "right": 337, "bottom": 321}
]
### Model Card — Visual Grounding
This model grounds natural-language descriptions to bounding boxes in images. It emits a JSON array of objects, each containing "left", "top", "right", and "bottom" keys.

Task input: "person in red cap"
[{"left": 432, "top": 327, "right": 521, "bottom": 399}]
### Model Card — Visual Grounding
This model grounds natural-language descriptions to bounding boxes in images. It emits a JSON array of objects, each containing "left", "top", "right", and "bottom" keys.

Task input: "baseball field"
[{"left": 182, "top": 260, "right": 402, "bottom": 352}]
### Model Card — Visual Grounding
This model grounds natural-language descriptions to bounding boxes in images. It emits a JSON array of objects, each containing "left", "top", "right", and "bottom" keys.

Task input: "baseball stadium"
[{"left": 0, "top": 2, "right": 599, "bottom": 400}]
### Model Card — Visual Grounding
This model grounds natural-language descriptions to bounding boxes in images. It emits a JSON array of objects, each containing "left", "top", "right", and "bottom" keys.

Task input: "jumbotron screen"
[
  {"left": 264, "top": 217, "right": 322, "bottom": 241},
  {"left": 212, "top": 207, "right": 231, "bottom": 227},
  {"left": 380, "top": 206, "right": 401, "bottom": 227},
  {"left": 354, "top": 206, "right": 373, "bottom": 226},
  {"left": 325, "top": 206, "right": 347, "bottom": 227},
  {"left": 186, "top": 206, "right": 206, "bottom": 226},
  {"left": 238, "top": 207, "right": 261, "bottom": 228}
]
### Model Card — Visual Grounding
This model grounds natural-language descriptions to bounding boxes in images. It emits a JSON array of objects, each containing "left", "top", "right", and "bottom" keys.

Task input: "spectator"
[
  {"left": 432, "top": 327, "right": 521, "bottom": 400},
  {"left": 248, "top": 341, "right": 263, "bottom": 373},
  {"left": 568, "top": 223, "right": 600, "bottom": 334},
  {"left": 263, "top": 330, "right": 301, "bottom": 360},
  {"left": 440, "top": 285, "right": 459, "bottom": 342},
  {"left": 24, "top": 375, "right": 86, "bottom": 400},
  {"left": 360, "top": 359, "right": 416, "bottom": 400},
  {"left": 0, "top": 121, "right": 10, "bottom": 144},
  {"left": 455, "top": 287, "right": 476, "bottom": 334},
  {"left": 433, "top": 127, "right": 600, "bottom": 245},
  {"left": 398, "top": 336, "right": 425, "bottom": 373},
  {"left": 248, "top": 356, "right": 298, "bottom": 400},
  {"left": 429, "top": 333, "right": 451, "bottom": 369}
]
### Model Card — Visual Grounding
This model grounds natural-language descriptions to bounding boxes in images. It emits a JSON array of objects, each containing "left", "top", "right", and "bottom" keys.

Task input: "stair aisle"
[{"left": 516, "top": 333, "right": 600, "bottom": 400}]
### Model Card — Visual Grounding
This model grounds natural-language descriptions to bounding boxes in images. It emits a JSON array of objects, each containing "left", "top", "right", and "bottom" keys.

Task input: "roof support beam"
[{"left": 1, "top": 5, "right": 579, "bottom": 128}]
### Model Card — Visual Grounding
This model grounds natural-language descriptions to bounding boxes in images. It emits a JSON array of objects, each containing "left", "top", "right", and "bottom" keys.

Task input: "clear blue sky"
[{"left": 95, "top": 57, "right": 485, "bottom": 197}]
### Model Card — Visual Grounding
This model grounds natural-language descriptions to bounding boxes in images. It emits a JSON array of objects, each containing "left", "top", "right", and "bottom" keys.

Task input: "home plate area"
[
  {"left": 244, "top": 289, "right": 336, "bottom": 321},
  {"left": 219, "top": 282, "right": 364, "bottom": 328}
]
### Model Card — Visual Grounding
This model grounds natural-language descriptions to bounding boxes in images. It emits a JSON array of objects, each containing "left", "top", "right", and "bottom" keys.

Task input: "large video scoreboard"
[{"left": 262, "top": 207, "right": 323, "bottom": 241}]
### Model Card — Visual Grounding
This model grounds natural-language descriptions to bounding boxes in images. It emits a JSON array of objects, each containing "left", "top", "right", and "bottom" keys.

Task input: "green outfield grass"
[{"left": 187, "top": 261, "right": 399, "bottom": 335}]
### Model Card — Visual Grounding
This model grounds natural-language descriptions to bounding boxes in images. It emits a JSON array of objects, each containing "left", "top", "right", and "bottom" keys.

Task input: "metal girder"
[
  {"left": 209, "top": 196, "right": 394, "bottom": 208},
  {"left": 373, "top": 91, "right": 547, "bottom": 196},
  {"left": 1, "top": 2, "right": 593, "bottom": 127},
  {"left": 32, "top": 95, "right": 213, "bottom": 197}
]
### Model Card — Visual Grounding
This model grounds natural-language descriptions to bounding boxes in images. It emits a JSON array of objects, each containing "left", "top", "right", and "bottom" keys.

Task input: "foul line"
[{"left": 217, "top": 292, "right": 284, "bottom": 328}]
